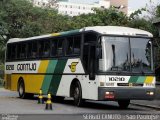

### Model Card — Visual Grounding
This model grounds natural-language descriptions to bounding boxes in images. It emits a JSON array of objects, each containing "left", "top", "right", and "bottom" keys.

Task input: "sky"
[
  {"left": 69, "top": 0, "right": 160, "bottom": 12},
  {"left": 129, "top": 0, "right": 160, "bottom": 11}
]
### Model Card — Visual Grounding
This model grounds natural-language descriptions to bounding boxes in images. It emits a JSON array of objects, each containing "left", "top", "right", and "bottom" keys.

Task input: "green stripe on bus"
[
  {"left": 128, "top": 76, "right": 139, "bottom": 83},
  {"left": 48, "top": 59, "right": 67, "bottom": 95},
  {"left": 60, "top": 29, "right": 80, "bottom": 36},
  {"left": 41, "top": 60, "right": 58, "bottom": 94},
  {"left": 136, "top": 76, "right": 146, "bottom": 83}
]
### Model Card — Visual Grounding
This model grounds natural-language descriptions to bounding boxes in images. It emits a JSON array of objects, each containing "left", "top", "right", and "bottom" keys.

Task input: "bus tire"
[
  {"left": 118, "top": 100, "right": 130, "bottom": 109},
  {"left": 18, "top": 80, "right": 26, "bottom": 98},
  {"left": 73, "top": 81, "right": 84, "bottom": 107},
  {"left": 18, "top": 80, "right": 34, "bottom": 99}
]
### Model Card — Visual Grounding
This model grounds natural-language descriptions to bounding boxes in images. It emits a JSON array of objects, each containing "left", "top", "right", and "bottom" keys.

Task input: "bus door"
[
  {"left": 82, "top": 43, "right": 98, "bottom": 100},
  {"left": 83, "top": 43, "right": 96, "bottom": 80}
]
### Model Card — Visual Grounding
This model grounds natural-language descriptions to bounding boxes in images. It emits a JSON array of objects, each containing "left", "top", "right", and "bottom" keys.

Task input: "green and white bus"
[{"left": 5, "top": 26, "right": 155, "bottom": 108}]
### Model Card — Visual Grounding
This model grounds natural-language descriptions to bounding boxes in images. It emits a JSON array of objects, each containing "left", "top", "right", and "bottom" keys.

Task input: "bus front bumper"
[{"left": 98, "top": 87, "right": 156, "bottom": 100}]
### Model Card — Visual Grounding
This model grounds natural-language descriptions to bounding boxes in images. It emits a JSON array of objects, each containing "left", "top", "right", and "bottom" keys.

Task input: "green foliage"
[
  {"left": 0, "top": 0, "right": 159, "bottom": 64},
  {"left": 129, "top": 8, "right": 146, "bottom": 19},
  {"left": 69, "top": 8, "right": 129, "bottom": 29},
  {"left": 128, "top": 18, "right": 158, "bottom": 36},
  {"left": 0, "top": 63, "right": 4, "bottom": 82},
  {"left": 0, "top": 0, "right": 70, "bottom": 63},
  {"left": 0, "top": 63, "right": 4, "bottom": 71},
  {"left": 156, "top": 5, "right": 160, "bottom": 17}
]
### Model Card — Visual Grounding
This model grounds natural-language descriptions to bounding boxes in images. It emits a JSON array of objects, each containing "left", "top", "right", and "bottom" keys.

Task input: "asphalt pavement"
[
  {"left": 0, "top": 88, "right": 159, "bottom": 114},
  {"left": 0, "top": 85, "right": 160, "bottom": 120}
]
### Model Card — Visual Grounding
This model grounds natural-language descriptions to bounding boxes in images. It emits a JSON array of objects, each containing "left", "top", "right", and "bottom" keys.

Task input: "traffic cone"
[
  {"left": 45, "top": 93, "right": 52, "bottom": 110},
  {"left": 38, "top": 89, "right": 44, "bottom": 104}
]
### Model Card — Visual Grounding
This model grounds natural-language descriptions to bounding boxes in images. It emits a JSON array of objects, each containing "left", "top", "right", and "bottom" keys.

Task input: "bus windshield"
[{"left": 98, "top": 36, "right": 153, "bottom": 73}]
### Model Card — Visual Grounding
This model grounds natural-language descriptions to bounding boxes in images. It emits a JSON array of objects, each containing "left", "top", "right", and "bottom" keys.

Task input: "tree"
[
  {"left": 69, "top": 7, "right": 129, "bottom": 30},
  {"left": 0, "top": 0, "right": 160, "bottom": 65},
  {"left": 156, "top": 5, "right": 160, "bottom": 17},
  {"left": 0, "top": 0, "right": 71, "bottom": 63}
]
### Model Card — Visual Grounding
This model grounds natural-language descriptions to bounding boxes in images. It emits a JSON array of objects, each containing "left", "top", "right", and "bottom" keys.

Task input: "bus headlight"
[
  {"left": 145, "top": 83, "right": 155, "bottom": 87},
  {"left": 146, "top": 91, "right": 154, "bottom": 96}
]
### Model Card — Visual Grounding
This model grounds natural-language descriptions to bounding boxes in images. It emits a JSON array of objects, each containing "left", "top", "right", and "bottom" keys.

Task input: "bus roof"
[{"left": 7, "top": 26, "right": 153, "bottom": 43}]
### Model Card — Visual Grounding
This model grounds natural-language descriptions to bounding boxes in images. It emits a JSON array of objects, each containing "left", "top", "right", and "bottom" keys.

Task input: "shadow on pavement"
[
  {"left": 53, "top": 99, "right": 137, "bottom": 111},
  {"left": 21, "top": 96, "right": 139, "bottom": 110}
]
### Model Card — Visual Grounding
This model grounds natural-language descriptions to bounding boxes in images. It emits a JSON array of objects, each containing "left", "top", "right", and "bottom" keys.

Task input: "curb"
[{"left": 131, "top": 102, "right": 160, "bottom": 110}]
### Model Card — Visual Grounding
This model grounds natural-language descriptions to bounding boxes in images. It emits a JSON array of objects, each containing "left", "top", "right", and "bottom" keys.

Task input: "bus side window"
[
  {"left": 27, "top": 42, "right": 32, "bottom": 58},
  {"left": 31, "top": 41, "right": 38, "bottom": 58},
  {"left": 20, "top": 43, "right": 27, "bottom": 59},
  {"left": 11, "top": 44, "right": 16, "bottom": 60},
  {"left": 27, "top": 42, "right": 38, "bottom": 59},
  {"left": 17, "top": 44, "right": 21, "bottom": 59},
  {"left": 6, "top": 44, "right": 11, "bottom": 61},
  {"left": 66, "top": 37, "right": 74, "bottom": 56},
  {"left": 51, "top": 40, "right": 57, "bottom": 57},
  {"left": 57, "top": 39, "right": 65, "bottom": 56},
  {"left": 43, "top": 41, "right": 50, "bottom": 57},
  {"left": 38, "top": 40, "right": 44, "bottom": 58},
  {"left": 73, "top": 35, "right": 81, "bottom": 55}
]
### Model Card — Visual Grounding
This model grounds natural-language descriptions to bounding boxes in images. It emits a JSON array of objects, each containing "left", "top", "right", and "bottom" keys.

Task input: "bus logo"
[{"left": 69, "top": 62, "right": 78, "bottom": 72}]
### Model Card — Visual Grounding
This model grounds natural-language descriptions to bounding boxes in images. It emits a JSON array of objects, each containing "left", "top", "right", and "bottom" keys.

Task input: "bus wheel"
[
  {"left": 118, "top": 100, "right": 130, "bottom": 109},
  {"left": 73, "top": 82, "right": 84, "bottom": 107},
  {"left": 18, "top": 81, "right": 34, "bottom": 99},
  {"left": 18, "top": 80, "right": 25, "bottom": 98}
]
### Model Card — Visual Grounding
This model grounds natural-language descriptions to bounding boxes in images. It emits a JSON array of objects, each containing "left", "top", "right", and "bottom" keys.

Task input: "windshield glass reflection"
[
  {"left": 98, "top": 36, "right": 152, "bottom": 73},
  {"left": 130, "top": 38, "right": 152, "bottom": 72}
]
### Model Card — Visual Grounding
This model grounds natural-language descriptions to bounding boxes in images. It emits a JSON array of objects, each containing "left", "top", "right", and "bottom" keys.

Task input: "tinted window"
[
  {"left": 27, "top": 41, "right": 37, "bottom": 59},
  {"left": 73, "top": 36, "right": 81, "bottom": 55},
  {"left": 17, "top": 44, "right": 21, "bottom": 59},
  {"left": 6, "top": 44, "right": 11, "bottom": 61},
  {"left": 57, "top": 39, "right": 64, "bottom": 56},
  {"left": 66, "top": 37, "right": 74, "bottom": 55},
  {"left": 20, "top": 43, "right": 27, "bottom": 59},
  {"left": 38, "top": 40, "right": 44, "bottom": 57},
  {"left": 84, "top": 32, "right": 97, "bottom": 43},
  {"left": 43, "top": 41, "right": 50, "bottom": 57},
  {"left": 27, "top": 42, "right": 32, "bottom": 58},
  {"left": 66, "top": 35, "right": 81, "bottom": 56},
  {"left": 7, "top": 43, "right": 26, "bottom": 61},
  {"left": 11, "top": 44, "right": 16, "bottom": 60},
  {"left": 51, "top": 40, "right": 58, "bottom": 57}
]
